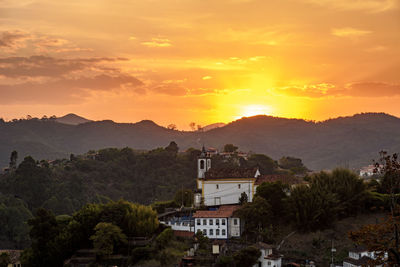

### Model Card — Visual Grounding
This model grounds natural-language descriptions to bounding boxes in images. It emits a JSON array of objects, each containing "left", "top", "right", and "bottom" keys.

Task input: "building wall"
[
  {"left": 194, "top": 217, "right": 228, "bottom": 239},
  {"left": 202, "top": 179, "right": 255, "bottom": 206},
  {"left": 228, "top": 217, "right": 241, "bottom": 237}
]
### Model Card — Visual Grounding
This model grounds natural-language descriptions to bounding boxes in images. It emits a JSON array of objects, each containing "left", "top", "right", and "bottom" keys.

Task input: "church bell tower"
[{"left": 198, "top": 146, "right": 211, "bottom": 179}]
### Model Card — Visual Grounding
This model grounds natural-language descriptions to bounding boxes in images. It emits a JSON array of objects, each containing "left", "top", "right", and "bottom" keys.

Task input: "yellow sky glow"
[{"left": 0, "top": 0, "right": 399, "bottom": 129}]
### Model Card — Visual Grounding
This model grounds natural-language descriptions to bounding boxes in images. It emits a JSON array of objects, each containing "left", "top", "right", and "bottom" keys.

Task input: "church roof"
[
  {"left": 204, "top": 168, "right": 259, "bottom": 179},
  {"left": 193, "top": 205, "right": 240, "bottom": 218}
]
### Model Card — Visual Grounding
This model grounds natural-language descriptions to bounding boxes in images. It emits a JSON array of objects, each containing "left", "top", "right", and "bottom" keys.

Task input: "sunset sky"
[{"left": 1, "top": 0, "right": 399, "bottom": 129}]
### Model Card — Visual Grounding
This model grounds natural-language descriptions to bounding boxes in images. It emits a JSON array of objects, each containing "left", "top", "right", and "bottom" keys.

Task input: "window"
[
  {"left": 216, "top": 184, "right": 219, "bottom": 189},
  {"left": 238, "top": 184, "right": 241, "bottom": 189},
  {"left": 200, "top": 160, "right": 204, "bottom": 169},
  {"left": 234, "top": 218, "right": 238, "bottom": 225},
  {"left": 203, "top": 229, "right": 207, "bottom": 235},
  {"left": 197, "top": 219, "right": 200, "bottom": 225},
  {"left": 209, "top": 219, "right": 213, "bottom": 225},
  {"left": 216, "top": 229, "right": 220, "bottom": 235},
  {"left": 209, "top": 229, "right": 213, "bottom": 235},
  {"left": 216, "top": 219, "right": 219, "bottom": 225},
  {"left": 222, "top": 219, "right": 226, "bottom": 225},
  {"left": 222, "top": 229, "right": 226, "bottom": 235},
  {"left": 267, "top": 262, "right": 271, "bottom": 266},
  {"left": 203, "top": 219, "right": 207, "bottom": 225}
]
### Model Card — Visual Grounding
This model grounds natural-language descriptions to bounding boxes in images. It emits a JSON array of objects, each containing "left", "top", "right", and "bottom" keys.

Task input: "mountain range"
[{"left": 0, "top": 112, "right": 399, "bottom": 170}]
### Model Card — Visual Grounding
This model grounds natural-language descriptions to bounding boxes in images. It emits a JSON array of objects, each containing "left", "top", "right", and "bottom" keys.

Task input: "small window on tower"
[
  {"left": 216, "top": 184, "right": 219, "bottom": 189},
  {"left": 238, "top": 184, "right": 241, "bottom": 189},
  {"left": 200, "top": 160, "right": 205, "bottom": 169}
]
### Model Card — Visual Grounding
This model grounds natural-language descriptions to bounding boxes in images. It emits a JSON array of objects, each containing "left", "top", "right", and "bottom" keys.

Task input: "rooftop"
[
  {"left": 193, "top": 205, "right": 240, "bottom": 218},
  {"left": 204, "top": 167, "right": 259, "bottom": 179}
]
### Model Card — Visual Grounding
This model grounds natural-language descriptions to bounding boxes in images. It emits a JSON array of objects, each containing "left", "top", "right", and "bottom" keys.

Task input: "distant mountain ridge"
[
  {"left": 0, "top": 112, "right": 399, "bottom": 170},
  {"left": 55, "top": 113, "right": 92, "bottom": 125}
]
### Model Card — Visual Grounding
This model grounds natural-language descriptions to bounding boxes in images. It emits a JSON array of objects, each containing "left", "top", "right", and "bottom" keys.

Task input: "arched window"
[{"left": 200, "top": 160, "right": 205, "bottom": 169}]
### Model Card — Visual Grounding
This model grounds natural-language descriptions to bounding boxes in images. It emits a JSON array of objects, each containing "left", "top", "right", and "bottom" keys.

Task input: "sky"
[{"left": 0, "top": 0, "right": 399, "bottom": 129}]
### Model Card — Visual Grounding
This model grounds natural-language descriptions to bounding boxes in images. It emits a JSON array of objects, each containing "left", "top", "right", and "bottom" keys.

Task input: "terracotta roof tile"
[
  {"left": 205, "top": 168, "right": 258, "bottom": 179},
  {"left": 193, "top": 205, "right": 240, "bottom": 218}
]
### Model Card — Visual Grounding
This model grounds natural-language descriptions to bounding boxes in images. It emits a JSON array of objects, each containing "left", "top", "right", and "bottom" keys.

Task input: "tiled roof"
[
  {"left": 193, "top": 205, "right": 240, "bottom": 218},
  {"left": 205, "top": 168, "right": 258, "bottom": 179},
  {"left": 344, "top": 256, "right": 373, "bottom": 266},
  {"left": 255, "top": 174, "right": 303, "bottom": 185},
  {"left": 265, "top": 253, "right": 283, "bottom": 260}
]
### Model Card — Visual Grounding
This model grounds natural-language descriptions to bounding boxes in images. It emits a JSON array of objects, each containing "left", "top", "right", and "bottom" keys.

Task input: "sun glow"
[{"left": 236, "top": 104, "right": 273, "bottom": 119}]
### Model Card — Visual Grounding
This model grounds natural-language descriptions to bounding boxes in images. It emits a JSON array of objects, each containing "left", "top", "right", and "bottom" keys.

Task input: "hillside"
[
  {"left": 55, "top": 113, "right": 92, "bottom": 125},
  {"left": 0, "top": 113, "right": 399, "bottom": 170}
]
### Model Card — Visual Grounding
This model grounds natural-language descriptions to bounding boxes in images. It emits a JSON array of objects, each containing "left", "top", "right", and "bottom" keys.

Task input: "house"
[
  {"left": 195, "top": 147, "right": 260, "bottom": 207},
  {"left": 0, "top": 250, "right": 22, "bottom": 267},
  {"left": 253, "top": 242, "right": 283, "bottom": 267},
  {"left": 193, "top": 205, "right": 242, "bottom": 239},
  {"left": 343, "top": 247, "right": 386, "bottom": 267}
]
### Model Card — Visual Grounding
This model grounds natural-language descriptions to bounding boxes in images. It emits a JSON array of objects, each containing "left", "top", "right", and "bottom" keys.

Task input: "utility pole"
[{"left": 331, "top": 240, "right": 336, "bottom": 267}]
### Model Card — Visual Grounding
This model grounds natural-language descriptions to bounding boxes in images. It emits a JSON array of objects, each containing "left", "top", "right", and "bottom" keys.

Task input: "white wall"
[
  {"left": 194, "top": 217, "right": 228, "bottom": 239},
  {"left": 228, "top": 217, "right": 241, "bottom": 237},
  {"left": 202, "top": 179, "right": 255, "bottom": 206}
]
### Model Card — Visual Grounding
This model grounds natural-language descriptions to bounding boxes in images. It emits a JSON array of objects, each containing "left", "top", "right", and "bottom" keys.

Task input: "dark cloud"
[
  {"left": 0, "top": 31, "right": 30, "bottom": 50},
  {"left": 0, "top": 74, "right": 143, "bottom": 104},
  {"left": 0, "top": 55, "right": 128, "bottom": 77}
]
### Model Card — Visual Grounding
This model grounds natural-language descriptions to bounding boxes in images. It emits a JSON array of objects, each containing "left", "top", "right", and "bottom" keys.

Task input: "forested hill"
[{"left": 1, "top": 112, "right": 400, "bottom": 170}]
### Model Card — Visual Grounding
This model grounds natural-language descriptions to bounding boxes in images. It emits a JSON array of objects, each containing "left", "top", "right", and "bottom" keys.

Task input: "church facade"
[{"left": 194, "top": 147, "right": 261, "bottom": 207}]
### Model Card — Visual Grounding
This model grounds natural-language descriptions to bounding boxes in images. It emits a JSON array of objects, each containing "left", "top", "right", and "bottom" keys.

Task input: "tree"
[
  {"left": 167, "top": 124, "right": 177, "bottom": 130},
  {"left": 189, "top": 122, "right": 196, "bottom": 131},
  {"left": 90, "top": 222, "right": 127, "bottom": 256},
  {"left": 0, "top": 252, "right": 11, "bottom": 267},
  {"left": 235, "top": 196, "right": 272, "bottom": 233},
  {"left": 349, "top": 152, "right": 400, "bottom": 265},
  {"left": 223, "top": 144, "right": 238, "bottom": 153},
  {"left": 255, "top": 181, "right": 288, "bottom": 218},
  {"left": 155, "top": 228, "right": 174, "bottom": 249},
  {"left": 233, "top": 246, "right": 261, "bottom": 267},
  {"left": 245, "top": 154, "right": 278, "bottom": 174},
  {"left": 279, "top": 156, "right": 309, "bottom": 174},
  {"left": 9, "top": 150, "right": 18, "bottom": 170},
  {"left": 238, "top": 192, "right": 248, "bottom": 205},
  {"left": 165, "top": 141, "right": 179, "bottom": 155},
  {"left": 174, "top": 188, "right": 194, "bottom": 207}
]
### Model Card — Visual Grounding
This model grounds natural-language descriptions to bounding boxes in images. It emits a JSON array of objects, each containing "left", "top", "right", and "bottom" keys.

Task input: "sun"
[{"left": 235, "top": 104, "right": 273, "bottom": 119}]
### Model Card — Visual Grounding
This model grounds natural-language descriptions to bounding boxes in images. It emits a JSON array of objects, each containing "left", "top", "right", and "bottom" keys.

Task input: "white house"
[
  {"left": 193, "top": 205, "right": 242, "bottom": 239},
  {"left": 343, "top": 247, "right": 386, "bottom": 267},
  {"left": 253, "top": 242, "right": 283, "bottom": 267}
]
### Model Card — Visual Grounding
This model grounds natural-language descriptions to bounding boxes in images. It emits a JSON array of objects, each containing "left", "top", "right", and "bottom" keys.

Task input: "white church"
[{"left": 194, "top": 147, "right": 263, "bottom": 207}]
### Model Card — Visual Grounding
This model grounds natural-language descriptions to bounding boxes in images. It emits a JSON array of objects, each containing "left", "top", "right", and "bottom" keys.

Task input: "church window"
[
  {"left": 200, "top": 160, "right": 205, "bottom": 169},
  {"left": 238, "top": 184, "right": 241, "bottom": 189},
  {"left": 216, "top": 184, "right": 219, "bottom": 189}
]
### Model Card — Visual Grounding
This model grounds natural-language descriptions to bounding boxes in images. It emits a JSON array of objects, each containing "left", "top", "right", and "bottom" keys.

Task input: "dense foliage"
[{"left": 21, "top": 200, "right": 158, "bottom": 267}]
